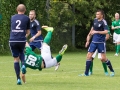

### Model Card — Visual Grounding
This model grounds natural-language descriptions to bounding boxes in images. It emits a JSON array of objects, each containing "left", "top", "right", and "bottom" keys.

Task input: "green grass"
[{"left": 0, "top": 51, "right": 120, "bottom": 90}]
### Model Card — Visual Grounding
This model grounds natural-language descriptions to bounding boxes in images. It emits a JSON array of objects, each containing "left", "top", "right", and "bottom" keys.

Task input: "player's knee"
[{"left": 86, "top": 53, "right": 92, "bottom": 60}]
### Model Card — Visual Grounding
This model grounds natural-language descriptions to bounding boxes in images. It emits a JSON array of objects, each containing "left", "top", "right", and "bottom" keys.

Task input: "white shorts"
[
  {"left": 113, "top": 32, "right": 120, "bottom": 43},
  {"left": 41, "top": 44, "right": 57, "bottom": 68},
  {"left": 92, "top": 49, "right": 101, "bottom": 59}
]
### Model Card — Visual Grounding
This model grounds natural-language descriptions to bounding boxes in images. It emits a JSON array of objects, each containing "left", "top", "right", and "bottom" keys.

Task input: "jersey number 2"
[
  {"left": 16, "top": 20, "right": 21, "bottom": 29},
  {"left": 26, "top": 55, "right": 37, "bottom": 66}
]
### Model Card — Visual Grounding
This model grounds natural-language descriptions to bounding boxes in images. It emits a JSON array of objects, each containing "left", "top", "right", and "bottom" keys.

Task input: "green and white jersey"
[
  {"left": 25, "top": 47, "right": 43, "bottom": 71},
  {"left": 112, "top": 20, "right": 120, "bottom": 34}
]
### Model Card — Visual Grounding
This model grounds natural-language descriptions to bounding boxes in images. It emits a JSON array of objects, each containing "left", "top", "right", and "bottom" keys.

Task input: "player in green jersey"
[
  {"left": 21, "top": 26, "right": 68, "bottom": 83},
  {"left": 111, "top": 13, "right": 120, "bottom": 56}
]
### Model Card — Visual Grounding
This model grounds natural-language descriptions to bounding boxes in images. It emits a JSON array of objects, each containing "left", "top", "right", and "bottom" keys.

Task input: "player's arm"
[
  {"left": 25, "top": 42, "right": 30, "bottom": 47},
  {"left": 26, "top": 29, "right": 30, "bottom": 38},
  {"left": 105, "top": 34, "right": 110, "bottom": 41},
  {"left": 111, "top": 22, "right": 120, "bottom": 30},
  {"left": 29, "top": 21, "right": 41, "bottom": 42},
  {"left": 91, "top": 30, "right": 108, "bottom": 35},
  {"left": 26, "top": 18, "right": 30, "bottom": 38},
  {"left": 92, "top": 20, "right": 109, "bottom": 35},
  {"left": 85, "top": 27, "right": 93, "bottom": 48}
]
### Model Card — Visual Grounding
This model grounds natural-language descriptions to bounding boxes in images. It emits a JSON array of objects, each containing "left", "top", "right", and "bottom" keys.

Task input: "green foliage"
[{"left": 1, "top": 0, "right": 120, "bottom": 54}]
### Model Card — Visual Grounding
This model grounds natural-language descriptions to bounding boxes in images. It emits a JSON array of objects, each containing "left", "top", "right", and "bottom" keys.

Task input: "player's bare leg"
[
  {"left": 55, "top": 63, "right": 60, "bottom": 71},
  {"left": 21, "top": 73, "right": 26, "bottom": 83}
]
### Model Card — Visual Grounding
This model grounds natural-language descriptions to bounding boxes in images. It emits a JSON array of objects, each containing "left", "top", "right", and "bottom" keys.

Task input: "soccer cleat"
[
  {"left": 104, "top": 72, "right": 109, "bottom": 76},
  {"left": 89, "top": 72, "right": 93, "bottom": 75},
  {"left": 21, "top": 65, "right": 26, "bottom": 74},
  {"left": 59, "top": 44, "right": 68, "bottom": 55},
  {"left": 110, "top": 72, "right": 115, "bottom": 77},
  {"left": 17, "top": 79, "right": 22, "bottom": 85},
  {"left": 114, "top": 53, "right": 119, "bottom": 56},
  {"left": 55, "top": 63, "right": 60, "bottom": 71},
  {"left": 78, "top": 73, "right": 89, "bottom": 76},
  {"left": 42, "top": 26, "right": 54, "bottom": 32}
]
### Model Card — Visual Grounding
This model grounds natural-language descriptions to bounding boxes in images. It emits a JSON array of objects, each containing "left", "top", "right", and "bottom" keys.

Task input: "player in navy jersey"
[
  {"left": 29, "top": 10, "right": 43, "bottom": 51},
  {"left": 79, "top": 10, "right": 115, "bottom": 77},
  {"left": 9, "top": 4, "right": 30, "bottom": 85}
]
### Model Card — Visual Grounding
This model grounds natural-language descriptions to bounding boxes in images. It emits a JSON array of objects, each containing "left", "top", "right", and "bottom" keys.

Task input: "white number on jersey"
[
  {"left": 16, "top": 20, "right": 21, "bottom": 29},
  {"left": 26, "top": 55, "right": 37, "bottom": 66}
]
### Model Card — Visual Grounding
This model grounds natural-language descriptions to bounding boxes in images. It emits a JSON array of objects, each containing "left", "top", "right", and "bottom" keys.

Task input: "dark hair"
[
  {"left": 30, "top": 10, "right": 36, "bottom": 15},
  {"left": 97, "top": 10, "right": 105, "bottom": 19}
]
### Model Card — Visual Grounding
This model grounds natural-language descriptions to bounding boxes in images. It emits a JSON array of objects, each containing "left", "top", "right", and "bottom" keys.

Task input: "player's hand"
[
  {"left": 85, "top": 41, "right": 89, "bottom": 48},
  {"left": 91, "top": 30, "right": 98, "bottom": 35},
  {"left": 115, "top": 26, "right": 120, "bottom": 29},
  {"left": 29, "top": 36, "right": 35, "bottom": 42}
]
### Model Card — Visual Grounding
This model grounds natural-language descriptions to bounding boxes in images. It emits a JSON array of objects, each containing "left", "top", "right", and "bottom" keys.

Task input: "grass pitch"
[{"left": 0, "top": 51, "right": 120, "bottom": 90}]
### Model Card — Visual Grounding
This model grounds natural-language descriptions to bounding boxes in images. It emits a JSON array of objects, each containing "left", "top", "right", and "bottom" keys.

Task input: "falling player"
[{"left": 21, "top": 26, "right": 67, "bottom": 83}]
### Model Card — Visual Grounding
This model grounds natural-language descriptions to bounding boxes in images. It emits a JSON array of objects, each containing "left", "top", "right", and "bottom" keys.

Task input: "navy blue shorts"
[
  {"left": 29, "top": 41, "right": 43, "bottom": 51},
  {"left": 88, "top": 42, "right": 106, "bottom": 53},
  {"left": 9, "top": 42, "right": 26, "bottom": 57}
]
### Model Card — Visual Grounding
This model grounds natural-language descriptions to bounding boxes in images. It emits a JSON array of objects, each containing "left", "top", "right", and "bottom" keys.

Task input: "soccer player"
[
  {"left": 79, "top": 10, "right": 115, "bottom": 76},
  {"left": 29, "top": 10, "right": 43, "bottom": 51},
  {"left": 111, "top": 13, "right": 120, "bottom": 56},
  {"left": 28, "top": 10, "right": 60, "bottom": 70},
  {"left": 85, "top": 27, "right": 110, "bottom": 76},
  {"left": 25, "top": 26, "right": 67, "bottom": 71},
  {"left": 9, "top": 4, "right": 30, "bottom": 85}
]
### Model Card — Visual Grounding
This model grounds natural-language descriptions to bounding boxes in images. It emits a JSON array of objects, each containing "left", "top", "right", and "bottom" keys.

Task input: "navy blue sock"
[
  {"left": 105, "top": 60, "right": 114, "bottom": 72},
  {"left": 14, "top": 62, "right": 20, "bottom": 80},
  {"left": 19, "top": 53, "right": 25, "bottom": 66},
  {"left": 85, "top": 60, "right": 92, "bottom": 75}
]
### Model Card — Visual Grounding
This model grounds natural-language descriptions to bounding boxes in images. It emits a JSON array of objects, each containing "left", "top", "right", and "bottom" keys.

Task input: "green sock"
[
  {"left": 89, "top": 61, "right": 93, "bottom": 72},
  {"left": 56, "top": 54, "right": 62, "bottom": 62},
  {"left": 115, "top": 45, "right": 117, "bottom": 51},
  {"left": 43, "top": 31, "right": 52, "bottom": 44},
  {"left": 119, "top": 45, "right": 120, "bottom": 53},
  {"left": 102, "top": 62, "right": 108, "bottom": 72},
  {"left": 116, "top": 45, "right": 120, "bottom": 54}
]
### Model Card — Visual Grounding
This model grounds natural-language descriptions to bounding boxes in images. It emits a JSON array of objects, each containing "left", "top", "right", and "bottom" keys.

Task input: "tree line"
[{"left": 0, "top": 0, "right": 120, "bottom": 54}]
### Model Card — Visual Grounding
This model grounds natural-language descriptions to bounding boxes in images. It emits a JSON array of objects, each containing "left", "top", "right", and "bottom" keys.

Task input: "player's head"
[
  {"left": 115, "top": 13, "right": 119, "bottom": 20},
  {"left": 16, "top": 4, "right": 26, "bottom": 13},
  {"left": 29, "top": 10, "right": 36, "bottom": 21},
  {"left": 96, "top": 10, "right": 104, "bottom": 20}
]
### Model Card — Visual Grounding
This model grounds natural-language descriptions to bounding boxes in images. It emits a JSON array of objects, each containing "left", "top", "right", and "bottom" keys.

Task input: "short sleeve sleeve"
[
  {"left": 27, "top": 18, "right": 30, "bottom": 30},
  {"left": 35, "top": 20, "right": 41, "bottom": 31},
  {"left": 103, "top": 20, "right": 108, "bottom": 30},
  {"left": 111, "top": 21, "right": 114, "bottom": 27}
]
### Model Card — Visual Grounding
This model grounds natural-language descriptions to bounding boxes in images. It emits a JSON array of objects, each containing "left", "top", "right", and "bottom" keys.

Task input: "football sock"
[
  {"left": 14, "top": 62, "right": 20, "bottom": 80},
  {"left": 119, "top": 45, "right": 120, "bottom": 53},
  {"left": 102, "top": 62, "right": 108, "bottom": 72},
  {"left": 89, "top": 58, "right": 94, "bottom": 72},
  {"left": 43, "top": 31, "right": 52, "bottom": 44},
  {"left": 85, "top": 60, "right": 92, "bottom": 75},
  {"left": 19, "top": 53, "right": 25, "bottom": 66},
  {"left": 116, "top": 45, "right": 120, "bottom": 54},
  {"left": 56, "top": 54, "right": 62, "bottom": 62},
  {"left": 115, "top": 45, "right": 117, "bottom": 52},
  {"left": 105, "top": 60, "right": 114, "bottom": 72}
]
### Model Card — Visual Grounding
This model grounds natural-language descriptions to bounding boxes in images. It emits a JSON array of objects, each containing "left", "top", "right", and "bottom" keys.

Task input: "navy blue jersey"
[
  {"left": 9, "top": 14, "right": 30, "bottom": 42},
  {"left": 30, "top": 19, "right": 43, "bottom": 42},
  {"left": 92, "top": 18, "right": 108, "bottom": 43}
]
